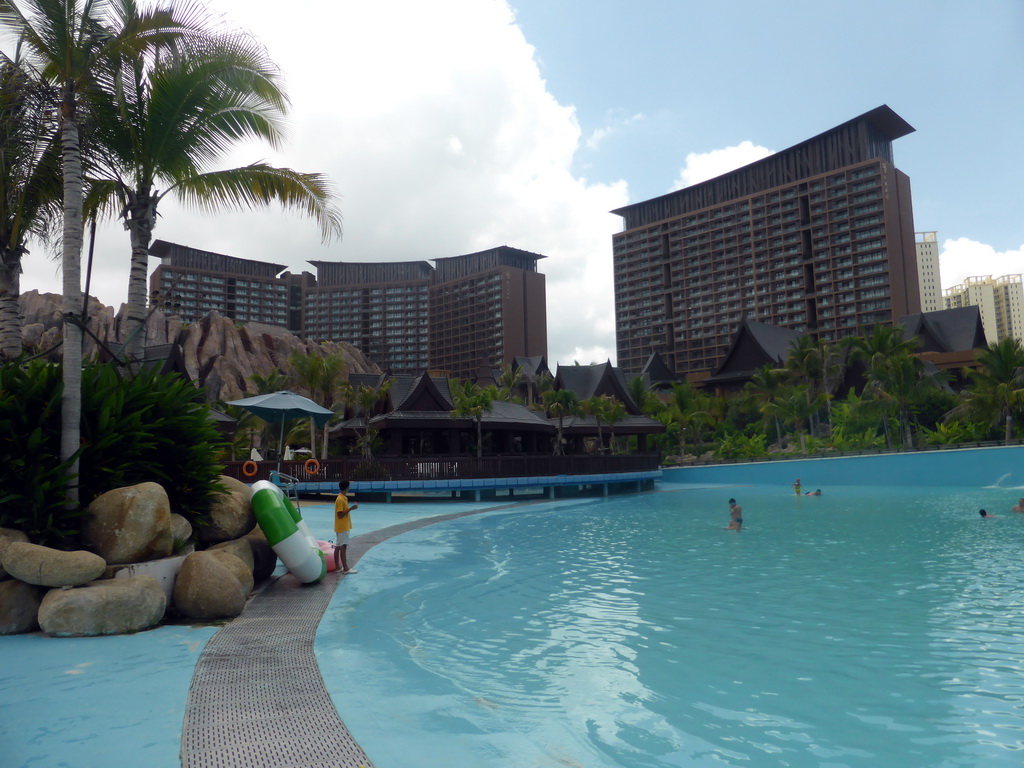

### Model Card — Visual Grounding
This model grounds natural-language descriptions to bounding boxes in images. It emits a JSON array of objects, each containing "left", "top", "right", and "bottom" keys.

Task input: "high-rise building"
[
  {"left": 429, "top": 246, "right": 547, "bottom": 378},
  {"left": 943, "top": 274, "right": 1024, "bottom": 344},
  {"left": 150, "top": 241, "right": 310, "bottom": 333},
  {"left": 611, "top": 105, "right": 921, "bottom": 379},
  {"left": 305, "top": 261, "right": 432, "bottom": 374},
  {"left": 915, "top": 232, "right": 942, "bottom": 313},
  {"left": 148, "top": 240, "right": 548, "bottom": 376}
]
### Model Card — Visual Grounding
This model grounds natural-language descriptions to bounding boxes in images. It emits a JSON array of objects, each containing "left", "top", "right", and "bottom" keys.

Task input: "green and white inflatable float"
[{"left": 250, "top": 480, "right": 327, "bottom": 584}]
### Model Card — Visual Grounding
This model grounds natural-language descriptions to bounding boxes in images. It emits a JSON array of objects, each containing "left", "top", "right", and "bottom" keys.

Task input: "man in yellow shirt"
[{"left": 334, "top": 480, "right": 359, "bottom": 574}]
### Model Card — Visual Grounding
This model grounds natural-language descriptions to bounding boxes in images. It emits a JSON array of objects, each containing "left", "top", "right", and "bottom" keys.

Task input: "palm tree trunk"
[
  {"left": 124, "top": 193, "right": 156, "bottom": 363},
  {"left": 60, "top": 116, "right": 84, "bottom": 507},
  {"left": 0, "top": 250, "right": 22, "bottom": 359}
]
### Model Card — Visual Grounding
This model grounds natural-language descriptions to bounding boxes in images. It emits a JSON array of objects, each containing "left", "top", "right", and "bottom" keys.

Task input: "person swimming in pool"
[
  {"left": 725, "top": 498, "right": 742, "bottom": 531},
  {"left": 979, "top": 509, "right": 999, "bottom": 519},
  {"left": 804, "top": 489, "right": 822, "bottom": 496}
]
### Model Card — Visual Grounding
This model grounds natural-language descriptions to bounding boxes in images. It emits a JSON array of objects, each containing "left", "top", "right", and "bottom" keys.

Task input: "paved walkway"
[{"left": 180, "top": 505, "right": 513, "bottom": 768}]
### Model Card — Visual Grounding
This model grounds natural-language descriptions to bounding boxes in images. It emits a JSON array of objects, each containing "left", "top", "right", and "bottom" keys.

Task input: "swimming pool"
[{"left": 317, "top": 484, "right": 1024, "bottom": 767}]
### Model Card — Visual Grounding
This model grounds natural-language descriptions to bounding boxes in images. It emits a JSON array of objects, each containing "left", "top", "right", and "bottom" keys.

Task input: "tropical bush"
[
  {"left": 0, "top": 361, "right": 81, "bottom": 544},
  {"left": 0, "top": 360, "right": 226, "bottom": 546}
]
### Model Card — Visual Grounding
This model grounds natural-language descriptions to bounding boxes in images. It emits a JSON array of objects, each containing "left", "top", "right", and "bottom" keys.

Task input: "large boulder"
[
  {"left": 208, "top": 539, "right": 255, "bottom": 574},
  {"left": 172, "top": 550, "right": 250, "bottom": 620},
  {"left": 2, "top": 542, "right": 106, "bottom": 587},
  {"left": 82, "top": 482, "right": 174, "bottom": 564},
  {"left": 243, "top": 527, "right": 278, "bottom": 582},
  {"left": 199, "top": 476, "right": 256, "bottom": 545},
  {"left": 0, "top": 579, "right": 45, "bottom": 635},
  {"left": 170, "top": 514, "right": 193, "bottom": 551},
  {"left": 0, "top": 527, "right": 30, "bottom": 581},
  {"left": 37, "top": 575, "right": 167, "bottom": 637}
]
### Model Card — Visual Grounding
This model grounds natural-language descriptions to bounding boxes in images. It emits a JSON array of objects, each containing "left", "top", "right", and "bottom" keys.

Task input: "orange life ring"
[
  {"left": 241, "top": 460, "right": 258, "bottom": 478},
  {"left": 304, "top": 458, "right": 321, "bottom": 476}
]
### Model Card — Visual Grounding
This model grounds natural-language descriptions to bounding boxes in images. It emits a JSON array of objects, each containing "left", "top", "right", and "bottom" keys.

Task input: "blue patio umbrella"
[{"left": 227, "top": 390, "right": 334, "bottom": 470}]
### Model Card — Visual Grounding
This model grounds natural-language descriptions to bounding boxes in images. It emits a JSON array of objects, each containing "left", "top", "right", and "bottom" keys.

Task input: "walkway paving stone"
[{"left": 181, "top": 504, "right": 515, "bottom": 767}]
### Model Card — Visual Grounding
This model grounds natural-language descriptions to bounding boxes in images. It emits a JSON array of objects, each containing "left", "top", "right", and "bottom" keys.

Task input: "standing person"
[
  {"left": 793, "top": 478, "right": 802, "bottom": 495},
  {"left": 334, "top": 480, "right": 359, "bottom": 574},
  {"left": 725, "top": 498, "right": 743, "bottom": 531},
  {"left": 1011, "top": 498, "right": 1024, "bottom": 513}
]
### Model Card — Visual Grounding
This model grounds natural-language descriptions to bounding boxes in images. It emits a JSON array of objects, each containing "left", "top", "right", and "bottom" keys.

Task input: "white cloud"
[
  {"left": 18, "top": 0, "right": 629, "bottom": 368},
  {"left": 585, "top": 112, "right": 645, "bottom": 151},
  {"left": 939, "top": 238, "right": 1024, "bottom": 289},
  {"left": 671, "top": 140, "right": 774, "bottom": 190}
]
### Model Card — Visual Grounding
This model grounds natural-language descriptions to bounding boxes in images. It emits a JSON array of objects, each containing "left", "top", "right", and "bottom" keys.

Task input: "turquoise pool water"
[{"left": 319, "top": 485, "right": 1024, "bottom": 767}]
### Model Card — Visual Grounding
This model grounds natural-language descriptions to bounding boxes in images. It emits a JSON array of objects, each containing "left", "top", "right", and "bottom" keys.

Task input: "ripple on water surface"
[{"left": 318, "top": 485, "right": 1024, "bottom": 767}]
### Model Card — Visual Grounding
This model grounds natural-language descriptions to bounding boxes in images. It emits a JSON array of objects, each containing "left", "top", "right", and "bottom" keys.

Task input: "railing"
[{"left": 225, "top": 453, "right": 661, "bottom": 484}]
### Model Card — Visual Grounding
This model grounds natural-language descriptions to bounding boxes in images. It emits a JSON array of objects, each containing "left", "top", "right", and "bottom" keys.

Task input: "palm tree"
[
  {"left": 762, "top": 383, "right": 825, "bottom": 454},
  {"left": 843, "top": 323, "right": 920, "bottom": 372},
  {"left": 495, "top": 362, "right": 524, "bottom": 403},
  {"left": 864, "top": 349, "right": 943, "bottom": 449},
  {"left": 0, "top": 50, "right": 61, "bottom": 358},
  {"left": 351, "top": 380, "right": 391, "bottom": 460},
  {"left": 626, "top": 375, "right": 659, "bottom": 415},
  {"left": 604, "top": 398, "right": 629, "bottom": 454},
  {"left": 0, "top": 0, "right": 192, "bottom": 505},
  {"left": 950, "top": 338, "right": 1024, "bottom": 443},
  {"left": 580, "top": 394, "right": 611, "bottom": 452},
  {"left": 660, "top": 381, "right": 712, "bottom": 458},
  {"left": 450, "top": 379, "right": 492, "bottom": 458},
  {"left": 542, "top": 388, "right": 580, "bottom": 456},
  {"left": 743, "top": 364, "right": 788, "bottom": 447},
  {"left": 88, "top": 21, "right": 341, "bottom": 362},
  {"left": 289, "top": 351, "right": 346, "bottom": 459}
]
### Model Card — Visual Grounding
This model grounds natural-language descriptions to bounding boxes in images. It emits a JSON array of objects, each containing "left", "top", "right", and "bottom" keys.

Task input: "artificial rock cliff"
[{"left": 18, "top": 290, "right": 380, "bottom": 402}]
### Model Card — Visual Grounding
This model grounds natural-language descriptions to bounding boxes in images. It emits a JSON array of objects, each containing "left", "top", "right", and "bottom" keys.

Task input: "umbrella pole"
[{"left": 278, "top": 420, "right": 285, "bottom": 474}]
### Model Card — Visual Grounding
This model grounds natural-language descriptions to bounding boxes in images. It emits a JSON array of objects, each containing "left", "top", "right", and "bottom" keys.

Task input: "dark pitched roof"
[
  {"left": 391, "top": 373, "right": 453, "bottom": 411},
  {"left": 512, "top": 355, "right": 550, "bottom": 381},
  {"left": 899, "top": 306, "right": 987, "bottom": 353},
  {"left": 554, "top": 361, "right": 642, "bottom": 414},
  {"left": 641, "top": 351, "right": 676, "bottom": 387},
  {"left": 704, "top": 317, "right": 801, "bottom": 385}
]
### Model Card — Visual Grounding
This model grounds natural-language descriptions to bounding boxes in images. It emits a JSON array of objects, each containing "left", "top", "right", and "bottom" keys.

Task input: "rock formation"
[{"left": 18, "top": 290, "right": 381, "bottom": 402}]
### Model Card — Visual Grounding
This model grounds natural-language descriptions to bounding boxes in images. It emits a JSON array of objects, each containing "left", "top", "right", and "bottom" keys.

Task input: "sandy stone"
[
  {"left": 200, "top": 475, "right": 256, "bottom": 545},
  {"left": 3, "top": 542, "right": 107, "bottom": 587},
  {"left": 0, "top": 579, "right": 44, "bottom": 635},
  {"left": 172, "top": 551, "right": 248, "bottom": 620},
  {"left": 82, "top": 482, "right": 174, "bottom": 564},
  {"left": 0, "top": 527, "right": 30, "bottom": 581},
  {"left": 37, "top": 575, "right": 167, "bottom": 637}
]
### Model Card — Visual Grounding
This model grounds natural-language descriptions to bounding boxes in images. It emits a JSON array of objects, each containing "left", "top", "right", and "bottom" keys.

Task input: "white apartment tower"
[
  {"left": 915, "top": 232, "right": 942, "bottom": 313},
  {"left": 943, "top": 274, "right": 1024, "bottom": 345}
]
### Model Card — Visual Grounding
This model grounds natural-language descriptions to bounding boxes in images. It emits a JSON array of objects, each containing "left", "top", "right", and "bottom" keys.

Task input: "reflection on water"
[{"left": 319, "top": 485, "right": 1024, "bottom": 767}]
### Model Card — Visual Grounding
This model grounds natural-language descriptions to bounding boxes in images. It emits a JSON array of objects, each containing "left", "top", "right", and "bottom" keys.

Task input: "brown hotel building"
[
  {"left": 611, "top": 105, "right": 921, "bottom": 380},
  {"left": 151, "top": 241, "right": 547, "bottom": 377}
]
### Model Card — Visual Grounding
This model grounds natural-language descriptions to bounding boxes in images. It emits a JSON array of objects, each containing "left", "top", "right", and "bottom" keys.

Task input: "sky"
[{"left": 16, "top": 0, "right": 1024, "bottom": 368}]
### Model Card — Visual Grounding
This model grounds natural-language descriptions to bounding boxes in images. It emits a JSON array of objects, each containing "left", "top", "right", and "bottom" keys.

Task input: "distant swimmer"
[
  {"left": 979, "top": 509, "right": 999, "bottom": 519},
  {"left": 725, "top": 498, "right": 743, "bottom": 532},
  {"left": 804, "top": 489, "right": 822, "bottom": 496},
  {"left": 1011, "top": 498, "right": 1024, "bottom": 514},
  {"left": 793, "top": 478, "right": 802, "bottom": 495}
]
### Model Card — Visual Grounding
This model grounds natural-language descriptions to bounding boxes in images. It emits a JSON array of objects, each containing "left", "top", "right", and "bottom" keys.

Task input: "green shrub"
[
  {"left": 0, "top": 361, "right": 82, "bottom": 544},
  {"left": 0, "top": 360, "right": 227, "bottom": 545},
  {"left": 78, "top": 363, "right": 227, "bottom": 528}
]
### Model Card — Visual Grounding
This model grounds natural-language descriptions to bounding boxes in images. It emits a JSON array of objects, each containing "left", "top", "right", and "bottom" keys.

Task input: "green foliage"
[
  {"left": 78, "top": 363, "right": 227, "bottom": 526},
  {"left": 0, "top": 361, "right": 81, "bottom": 544},
  {"left": 0, "top": 360, "right": 226, "bottom": 545},
  {"left": 714, "top": 431, "right": 768, "bottom": 460},
  {"left": 921, "top": 420, "right": 989, "bottom": 446}
]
